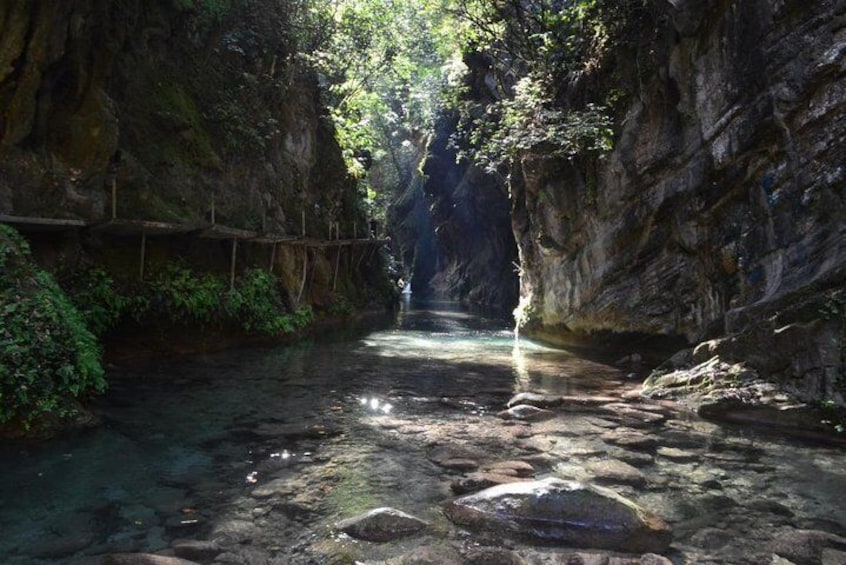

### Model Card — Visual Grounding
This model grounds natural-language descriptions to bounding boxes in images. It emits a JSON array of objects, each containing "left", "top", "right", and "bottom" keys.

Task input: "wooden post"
[
  {"left": 111, "top": 178, "right": 117, "bottom": 220},
  {"left": 332, "top": 244, "right": 341, "bottom": 291},
  {"left": 229, "top": 239, "right": 237, "bottom": 291},
  {"left": 296, "top": 248, "right": 308, "bottom": 306},
  {"left": 269, "top": 241, "right": 277, "bottom": 273},
  {"left": 139, "top": 232, "right": 147, "bottom": 280},
  {"left": 211, "top": 193, "right": 216, "bottom": 225},
  {"left": 301, "top": 210, "right": 306, "bottom": 237}
]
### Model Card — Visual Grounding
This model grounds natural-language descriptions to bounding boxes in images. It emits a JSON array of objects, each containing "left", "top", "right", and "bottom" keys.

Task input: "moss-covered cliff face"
[
  {"left": 0, "top": 0, "right": 358, "bottom": 235},
  {"left": 511, "top": 0, "right": 845, "bottom": 403}
]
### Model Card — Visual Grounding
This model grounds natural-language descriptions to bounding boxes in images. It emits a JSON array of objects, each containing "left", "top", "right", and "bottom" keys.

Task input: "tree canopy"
[{"left": 294, "top": 0, "right": 637, "bottom": 205}]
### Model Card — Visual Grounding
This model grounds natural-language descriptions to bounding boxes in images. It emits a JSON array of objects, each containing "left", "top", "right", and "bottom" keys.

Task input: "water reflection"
[
  {"left": 0, "top": 301, "right": 844, "bottom": 564},
  {"left": 359, "top": 396, "right": 394, "bottom": 415}
]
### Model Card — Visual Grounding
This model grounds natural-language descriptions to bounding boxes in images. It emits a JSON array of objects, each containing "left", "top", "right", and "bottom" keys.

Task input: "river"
[{"left": 1, "top": 301, "right": 844, "bottom": 564}]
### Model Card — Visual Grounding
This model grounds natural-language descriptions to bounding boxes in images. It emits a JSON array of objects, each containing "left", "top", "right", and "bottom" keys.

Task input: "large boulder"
[
  {"left": 336, "top": 507, "right": 428, "bottom": 542},
  {"left": 443, "top": 478, "right": 672, "bottom": 553},
  {"left": 641, "top": 355, "right": 841, "bottom": 435}
]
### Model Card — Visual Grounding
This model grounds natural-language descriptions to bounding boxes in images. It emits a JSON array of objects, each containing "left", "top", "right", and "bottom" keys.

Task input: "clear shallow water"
[{"left": 0, "top": 301, "right": 844, "bottom": 564}]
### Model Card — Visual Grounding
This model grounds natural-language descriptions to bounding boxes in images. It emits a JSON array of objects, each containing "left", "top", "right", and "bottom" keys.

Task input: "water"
[{"left": 1, "top": 301, "right": 844, "bottom": 564}]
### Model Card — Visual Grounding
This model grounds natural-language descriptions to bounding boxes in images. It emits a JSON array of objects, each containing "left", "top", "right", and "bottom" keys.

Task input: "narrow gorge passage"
[{"left": 2, "top": 302, "right": 844, "bottom": 564}]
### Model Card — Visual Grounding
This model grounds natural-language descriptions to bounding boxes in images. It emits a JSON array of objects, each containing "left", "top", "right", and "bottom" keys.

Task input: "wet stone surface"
[{"left": 0, "top": 303, "right": 845, "bottom": 564}]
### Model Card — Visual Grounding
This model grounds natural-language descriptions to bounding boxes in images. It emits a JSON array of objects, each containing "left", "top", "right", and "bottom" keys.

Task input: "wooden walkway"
[
  {"left": 0, "top": 214, "right": 388, "bottom": 289},
  {"left": 0, "top": 214, "right": 385, "bottom": 247}
]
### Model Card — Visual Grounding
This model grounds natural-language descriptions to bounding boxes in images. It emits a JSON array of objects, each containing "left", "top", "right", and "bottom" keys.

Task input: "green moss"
[
  {"left": 152, "top": 81, "right": 221, "bottom": 169},
  {"left": 127, "top": 77, "right": 221, "bottom": 174}
]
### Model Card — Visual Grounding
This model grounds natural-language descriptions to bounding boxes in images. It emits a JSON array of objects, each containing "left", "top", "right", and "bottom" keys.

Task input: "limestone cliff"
[
  {"left": 511, "top": 1, "right": 845, "bottom": 402},
  {"left": 422, "top": 114, "right": 518, "bottom": 307},
  {"left": 0, "top": 0, "right": 358, "bottom": 235},
  {"left": 514, "top": 1, "right": 844, "bottom": 336}
]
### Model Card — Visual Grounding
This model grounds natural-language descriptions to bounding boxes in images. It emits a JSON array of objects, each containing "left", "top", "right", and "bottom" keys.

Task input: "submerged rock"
[
  {"left": 641, "top": 356, "right": 839, "bottom": 435},
  {"left": 451, "top": 472, "right": 526, "bottom": 495},
  {"left": 497, "top": 405, "right": 556, "bottom": 422},
  {"left": 337, "top": 507, "right": 428, "bottom": 542},
  {"left": 485, "top": 460, "right": 535, "bottom": 478},
  {"left": 170, "top": 540, "right": 222, "bottom": 562},
  {"left": 586, "top": 459, "right": 647, "bottom": 487},
  {"left": 443, "top": 477, "right": 672, "bottom": 553},
  {"left": 507, "top": 393, "right": 563, "bottom": 409},
  {"left": 768, "top": 528, "right": 846, "bottom": 564}
]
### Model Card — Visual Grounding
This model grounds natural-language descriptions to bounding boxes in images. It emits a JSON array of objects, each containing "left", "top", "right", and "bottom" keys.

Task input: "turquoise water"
[{"left": 1, "top": 301, "right": 844, "bottom": 564}]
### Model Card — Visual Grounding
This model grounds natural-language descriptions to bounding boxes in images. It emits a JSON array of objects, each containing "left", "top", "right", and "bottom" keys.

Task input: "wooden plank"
[
  {"left": 0, "top": 214, "right": 87, "bottom": 231},
  {"left": 111, "top": 179, "right": 117, "bottom": 221},
  {"left": 332, "top": 245, "right": 341, "bottom": 291},
  {"left": 251, "top": 233, "right": 299, "bottom": 244},
  {"left": 90, "top": 219, "right": 195, "bottom": 236},
  {"left": 229, "top": 239, "right": 237, "bottom": 291},
  {"left": 296, "top": 248, "right": 308, "bottom": 306},
  {"left": 199, "top": 224, "right": 258, "bottom": 240}
]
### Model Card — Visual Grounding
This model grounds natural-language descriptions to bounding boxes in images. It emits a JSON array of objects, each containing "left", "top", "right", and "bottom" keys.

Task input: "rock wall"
[
  {"left": 0, "top": 0, "right": 359, "bottom": 236},
  {"left": 514, "top": 0, "right": 846, "bottom": 348},
  {"left": 422, "top": 115, "right": 519, "bottom": 307}
]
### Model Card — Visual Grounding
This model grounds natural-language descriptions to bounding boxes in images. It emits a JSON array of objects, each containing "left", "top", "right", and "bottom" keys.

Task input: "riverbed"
[{"left": 1, "top": 301, "right": 844, "bottom": 564}]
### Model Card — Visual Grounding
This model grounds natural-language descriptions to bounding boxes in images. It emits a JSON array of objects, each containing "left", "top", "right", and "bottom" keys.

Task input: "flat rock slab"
[
  {"left": 656, "top": 447, "right": 699, "bottom": 462},
  {"left": 337, "top": 507, "right": 428, "bottom": 542},
  {"left": 507, "top": 392, "right": 564, "bottom": 408},
  {"left": 74, "top": 555, "right": 200, "bottom": 565},
  {"left": 443, "top": 478, "right": 672, "bottom": 553},
  {"left": 428, "top": 445, "right": 486, "bottom": 466},
  {"left": 613, "top": 450, "right": 655, "bottom": 468},
  {"left": 601, "top": 429, "right": 658, "bottom": 450},
  {"left": 170, "top": 540, "right": 222, "bottom": 562},
  {"left": 251, "top": 477, "right": 297, "bottom": 499},
  {"left": 586, "top": 459, "right": 647, "bottom": 487},
  {"left": 600, "top": 404, "right": 666, "bottom": 427},
  {"left": 484, "top": 460, "right": 535, "bottom": 478},
  {"left": 497, "top": 405, "right": 556, "bottom": 422},
  {"left": 451, "top": 472, "right": 526, "bottom": 495},
  {"left": 439, "top": 458, "right": 479, "bottom": 471}
]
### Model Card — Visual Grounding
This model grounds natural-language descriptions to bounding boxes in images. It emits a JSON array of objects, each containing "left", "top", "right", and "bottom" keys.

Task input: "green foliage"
[
  {"left": 145, "top": 264, "right": 312, "bottom": 336},
  {"left": 449, "top": 0, "right": 640, "bottom": 170},
  {"left": 292, "top": 305, "right": 315, "bottom": 329},
  {"left": 225, "top": 270, "right": 300, "bottom": 334},
  {"left": 304, "top": 0, "right": 461, "bottom": 179},
  {"left": 63, "top": 268, "right": 151, "bottom": 337},
  {"left": 0, "top": 226, "right": 106, "bottom": 426},
  {"left": 462, "top": 77, "right": 614, "bottom": 172},
  {"left": 150, "top": 265, "right": 225, "bottom": 325},
  {"left": 327, "top": 296, "right": 355, "bottom": 317},
  {"left": 59, "top": 260, "right": 318, "bottom": 339}
]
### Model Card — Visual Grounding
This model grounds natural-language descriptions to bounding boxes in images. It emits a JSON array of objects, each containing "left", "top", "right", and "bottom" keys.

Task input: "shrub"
[
  {"left": 0, "top": 226, "right": 106, "bottom": 426},
  {"left": 149, "top": 264, "right": 225, "bottom": 324},
  {"left": 226, "top": 269, "right": 297, "bottom": 335}
]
